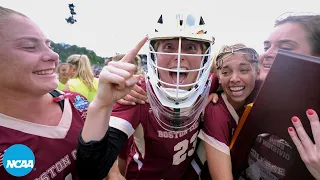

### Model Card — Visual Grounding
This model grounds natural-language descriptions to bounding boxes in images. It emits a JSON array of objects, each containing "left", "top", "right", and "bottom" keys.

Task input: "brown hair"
[{"left": 275, "top": 14, "right": 320, "bottom": 56}]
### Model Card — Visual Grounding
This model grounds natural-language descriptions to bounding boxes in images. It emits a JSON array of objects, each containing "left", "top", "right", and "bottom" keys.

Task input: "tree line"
[{"left": 51, "top": 42, "right": 105, "bottom": 65}]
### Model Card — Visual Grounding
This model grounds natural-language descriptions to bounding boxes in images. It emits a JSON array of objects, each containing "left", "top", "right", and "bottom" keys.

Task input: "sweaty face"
[
  {"left": 0, "top": 15, "right": 59, "bottom": 94},
  {"left": 156, "top": 39, "right": 204, "bottom": 90},
  {"left": 260, "top": 22, "right": 312, "bottom": 80},
  {"left": 218, "top": 53, "right": 259, "bottom": 106}
]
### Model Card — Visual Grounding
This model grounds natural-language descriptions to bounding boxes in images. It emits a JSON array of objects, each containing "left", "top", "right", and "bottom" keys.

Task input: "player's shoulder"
[
  {"left": 206, "top": 94, "right": 228, "bottom": 113},
  {"left": 209, "top": 73, "right": 219, "bottom": 93},
  {"left": 204, "top": 95, "right": 231, "bottom": 123},
  {"left": 111, "top": 102, "right": 151, "bottom": 124},
  {"left": 209, "top": 73, "right": 218, "bottom": 84}
]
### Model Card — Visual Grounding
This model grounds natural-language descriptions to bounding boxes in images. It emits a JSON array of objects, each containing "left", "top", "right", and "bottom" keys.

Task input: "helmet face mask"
[
  {"left": 146, "top": 12, "right": 215, "bottom": 131},
  {"left": 149, "top": 38, "right": 210, "bottom": 89}
]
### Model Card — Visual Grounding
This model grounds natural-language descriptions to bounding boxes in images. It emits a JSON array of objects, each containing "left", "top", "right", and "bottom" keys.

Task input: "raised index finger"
[{"left": 121, "top": 36, "right": 148, "bottom": 63}]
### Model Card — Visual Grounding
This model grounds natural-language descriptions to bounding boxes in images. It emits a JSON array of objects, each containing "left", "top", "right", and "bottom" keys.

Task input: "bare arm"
[
  {"left": 204, "top": 141, "right": 233, "bottom": 180},
  {"left": 118, "top": 157, "right": 127, "bottom": 176},
  {"left": 81, "top": 102, "right": 113, "bottom": 142},
  {"left": 104, "top": 161, "right": 126, "bottom": 180},
  {"left": 81, "top": 37, "right": 147, "bottom": 142}
]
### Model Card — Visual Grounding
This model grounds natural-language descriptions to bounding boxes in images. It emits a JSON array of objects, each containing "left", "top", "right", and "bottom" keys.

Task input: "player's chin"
[
  {"left": 230, "top": 93, "right": 250, "bottom": 103},
  {"left": 41, "top": 81, "right": 59, "bottom": 92}
]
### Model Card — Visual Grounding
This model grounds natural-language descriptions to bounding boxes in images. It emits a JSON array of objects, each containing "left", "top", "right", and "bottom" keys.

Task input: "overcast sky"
[{"left": 2, "top": 0, "right": 319, "bottom": 58}]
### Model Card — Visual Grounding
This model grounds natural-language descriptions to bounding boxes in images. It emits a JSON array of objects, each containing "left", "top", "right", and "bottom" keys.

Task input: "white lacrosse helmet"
[{"left": 146, "top": 12, "right": 215, "bottom": 131}]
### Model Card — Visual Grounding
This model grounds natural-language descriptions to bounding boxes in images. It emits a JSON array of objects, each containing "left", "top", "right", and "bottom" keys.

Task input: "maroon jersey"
[
  {"left": 184, "top": 140, "right": 206, "bottom": 180},
  {"left": 119, "top": 136, "right": 134, "bottom": 160},
  {"left": 197, "top": 92, "right": 245, "bottom": 179},
  {"left": 110, "top": 102, "right": 200, "bottom": 180},
  {"left": 198, "top": 92, "right": 241, "bottom": 155},
  {"left": 0, "top": 91, "right": 88, "bottom": 180}
]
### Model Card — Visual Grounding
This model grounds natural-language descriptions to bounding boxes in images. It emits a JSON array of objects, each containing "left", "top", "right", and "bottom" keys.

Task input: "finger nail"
[
  {"left": 213, "top": 100, "right": 217, "bottom": 103},
  {"left": 288, "top": 127, "right": 294, "bottom": 131},
  {"left": 132, "top": 102, "right": 136, "bottom": 105},
  {"left": 292, "top": 116, "right": 298, "bottom": 122},
  {"left": 141, "top": 101, "right": 145, "bottom": 104},
  {"left": 307, "top": 109, "right": 314, "bottom": 115}
]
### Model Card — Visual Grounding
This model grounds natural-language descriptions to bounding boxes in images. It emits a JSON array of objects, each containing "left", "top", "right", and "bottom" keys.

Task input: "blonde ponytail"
[{"left": 66, "top": 54, "right": 95, "bottom": 91}]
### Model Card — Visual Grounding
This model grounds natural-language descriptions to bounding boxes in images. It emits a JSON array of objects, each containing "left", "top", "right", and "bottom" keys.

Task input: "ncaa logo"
[{"left": 3, "top": 144, "right": 35, "bottom": 177}]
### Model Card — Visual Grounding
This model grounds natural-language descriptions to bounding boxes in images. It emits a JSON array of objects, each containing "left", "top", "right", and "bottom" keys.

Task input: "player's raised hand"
[
  {"left": 288, "top": 109, "right": 320, "bottom": 179},
  {"left": 93, "top": 36, "right": 148, "bottom": 107}
]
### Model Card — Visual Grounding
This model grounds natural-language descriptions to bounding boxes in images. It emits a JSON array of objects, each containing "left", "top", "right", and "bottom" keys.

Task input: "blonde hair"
[
  {"left": 210, "top": 54, "right": 217, "bottom": 73},
  {"left": 112, "top": 54, "right": 143, "bottom": 74},
  {"left": 66, "top": 54, "right": 96, "bottom": 91}
]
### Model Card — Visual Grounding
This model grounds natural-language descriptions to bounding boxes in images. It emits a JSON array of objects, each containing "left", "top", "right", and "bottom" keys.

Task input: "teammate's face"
[
  {"left": 260, "top": 22, "right": 312, "bottom": 80},
  {"left": 58, "top": 64, "right": 69, "bottom": 79},
  {"left": 218, "top": 53, "right": 259, "bottom": 107},
  {"left": 0, "top": 15, "right": 59, "bottom": 94},
  {"left": 156, "top": 39, "right": 203, "bottom": 90}
]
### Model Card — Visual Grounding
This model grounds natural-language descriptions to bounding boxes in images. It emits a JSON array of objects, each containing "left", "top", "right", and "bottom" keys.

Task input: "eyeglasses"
[{"left": 216, "top": 47, "right": 259, "bottom": 69}]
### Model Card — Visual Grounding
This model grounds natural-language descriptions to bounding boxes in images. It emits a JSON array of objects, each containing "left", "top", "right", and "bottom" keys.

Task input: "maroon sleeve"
[
  {"left": 202, "top": 99, "right": 232, "bottom": 145},
  {"left": 111, "top": 103, "right": 141, "bottom": 130},
  {"left": 118, "top": 136, "right": 133, "bottom": 160},
  {"left": 209, "top": 73, "right": 219, "bottom": 94}
]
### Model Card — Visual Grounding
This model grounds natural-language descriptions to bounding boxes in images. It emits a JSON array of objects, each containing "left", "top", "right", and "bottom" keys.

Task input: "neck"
[
  {"left": 226, "top": 96, "right": 245, "bottom": 111},
  {"left": 0, "top": 89, "right": 53, "bottom": 122},
  {"left": 59, "top": 77, "right": 68, "bottom": 84}
]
